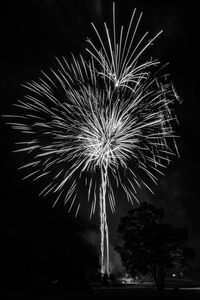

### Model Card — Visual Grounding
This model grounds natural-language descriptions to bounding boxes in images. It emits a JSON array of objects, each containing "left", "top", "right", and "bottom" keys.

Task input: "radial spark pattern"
[{"left": 5, "top": 3, "right": 181, "bottom": 274}]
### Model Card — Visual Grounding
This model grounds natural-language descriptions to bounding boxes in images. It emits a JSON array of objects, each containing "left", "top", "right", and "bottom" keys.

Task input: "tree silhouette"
[{"left": 115, "top": 202, "right": 196, "bottom": 294}]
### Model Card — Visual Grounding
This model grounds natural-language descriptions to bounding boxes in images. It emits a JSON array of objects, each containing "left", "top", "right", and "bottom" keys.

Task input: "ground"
[{"left": 1, "top": 279, "right": 200, "bottom": 299}]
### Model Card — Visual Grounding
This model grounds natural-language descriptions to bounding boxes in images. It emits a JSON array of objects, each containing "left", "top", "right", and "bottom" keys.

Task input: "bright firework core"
[
  {"left": 5, "top": 3, "right": 181, "bottom": 276},
  {"left": 79, "top": 98, "right": 134, "bottom": 168},
  {"left": 80, "top": 116, "right": 122, "bottom": 165}
]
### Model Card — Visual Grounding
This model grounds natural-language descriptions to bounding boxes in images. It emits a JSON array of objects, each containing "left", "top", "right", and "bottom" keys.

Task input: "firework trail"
[{"left": 5, "top": 3, "right": 181, "bottom": 275}]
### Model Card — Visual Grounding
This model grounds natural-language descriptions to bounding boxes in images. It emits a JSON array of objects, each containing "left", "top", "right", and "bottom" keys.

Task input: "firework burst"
[{"left": 5, "top": 3, "right": 181, "bottom": 275}]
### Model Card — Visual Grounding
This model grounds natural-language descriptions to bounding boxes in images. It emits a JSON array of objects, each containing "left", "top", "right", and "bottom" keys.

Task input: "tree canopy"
[{"left": 115, "top": 202, "right": 196, "bottom": 293}]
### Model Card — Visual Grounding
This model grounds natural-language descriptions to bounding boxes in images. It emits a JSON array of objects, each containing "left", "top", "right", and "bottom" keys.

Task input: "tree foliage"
[{"left": 115, "top": 202, "right": 196, "bottom": 293}]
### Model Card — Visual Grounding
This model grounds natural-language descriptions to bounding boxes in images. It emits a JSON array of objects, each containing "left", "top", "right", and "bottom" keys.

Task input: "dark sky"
[{"left": 0, "top": 0, "right": 199, "bottom": 285}]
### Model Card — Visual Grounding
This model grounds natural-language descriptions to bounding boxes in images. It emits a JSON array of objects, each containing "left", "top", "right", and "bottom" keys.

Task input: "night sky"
[{"left": 0, "top": 0, "right": 199, "bottom": 287}]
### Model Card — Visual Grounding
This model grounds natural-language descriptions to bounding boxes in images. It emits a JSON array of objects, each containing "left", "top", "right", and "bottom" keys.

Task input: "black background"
[{"left": 0, "top": 0, "right": 199, "bottom": 287}]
